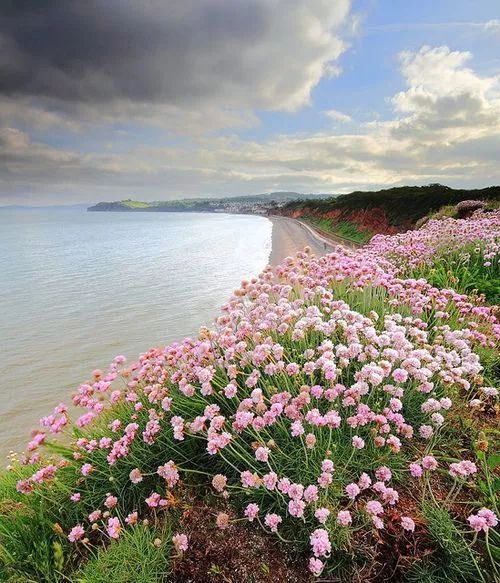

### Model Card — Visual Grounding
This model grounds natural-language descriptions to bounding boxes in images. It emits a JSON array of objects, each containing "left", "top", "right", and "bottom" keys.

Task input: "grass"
[
  {"left": 76, "top": 524, "right": 173, "bottom": 583},
  {"left": 302, "top": 216, "right": 371, "bottom": 243},
  {"left": 408, "top": 242, "right": 500, "bottom": 304}
]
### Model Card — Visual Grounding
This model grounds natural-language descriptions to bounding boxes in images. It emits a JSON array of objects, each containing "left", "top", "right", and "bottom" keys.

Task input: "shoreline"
[{"left": 267, "top": 215, "right": 354, "bottom": 266}]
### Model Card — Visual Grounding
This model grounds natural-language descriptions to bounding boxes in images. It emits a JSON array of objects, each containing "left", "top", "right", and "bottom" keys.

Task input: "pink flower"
[
  {"left": 318, "top": 472, "right": 332, "bottom": 489},
  {"left": 422, "top": 456, "right": 438, "bottom": 470},
  {"left": 372, "top": 515, "right": 384, "bottom": 529},
  {"left": 305, "top": 433, "right": 317, "bottom": 449},
  {"left": 401, "top": 516, "right": 415, "bottom": 532},
  {"left": 288, "top": 499, "right": 306, "bottom": 518},
  {"left": 352, "top": 436, "right": 365, "bottom": 449},
  {"left": 321, "top": 459, "right": 334, "bottom": 473},
  {"left": 216, "top": 512, "right": 230, "bottom": 530},
  {"left": 107, "top": 517, "right": 121, "bottom": 539},
  {"left": 310, "top": 528, "right": 331, "bottom": 557},
  {"left": 212, "top": 474, "right": 228, "bottom": 492},
  {"left": 366, "top": 500, "right": 384, "bottom": 516},
  {"left": 263, "top": 471, "right": 278, "bottom": 490},
  {"left": 157, "top": 461, "right": 179, "bottom": 488},
  {"left": 81, "top": 463, "right": 93, "bottom": 476},
  {"left": 172, "top": 533, "right": 189, "bottom": 553},
  {"left": 419, "top": 425, "right": 433, "bottom": 439},
  {"left": 264, "top": 513, "right": 282, "bottom": 532},
  {"left": 70, "top": 492, "right": 81, "bottom": 502},
  {"left": 255, "top": 446, "right": 270, "bottom": 462},
  {"left": 88, "top": 510, "right": 102, "bottom": 522},
  {"left": 358, "top": 472, "right": 372, "bottom": 490},
  {"left": 468, "top": 508, "right": 498, "bottom": 532},
  {"left": 125, "top": 511, "right": 138, "bottom": 525},
  {"left": 315, "top": 507, "right": 330, "bottom": 524},
  {"left": 309, "top": 557, "right": 324, "bottom": 576},
  {"left": 375, "top": 466, "right": 392, "bottom": 482},
  {"left": 478, "top": 508, "right": 498, "bottom": 527},
  {"left": 244, "top": 503, "right": 259, "bottom": 522},
  {"left": 240, "top": 470, "right": 259, "bottom": 488},
  {"left": 304, "top": 485, "right": 319, "bottom": 502},
  {"left": 104, "top": 494, "right": 118, "bottom": 509},
  {"left": 145, "top": 492, "right": 161, "bottom": 508},
  {"left": 68, "top": 525, "right": 85, "bottom": 542},
  {"left": 345, "top": 483, "right": 360, "bottom": 500},
  {"left": 129, "top": 468, "right": 143, "bottom": 484},
  {"left": 409, "top": 463, "right": 423, "bottom": 477},
  {"left": 449, "top": 460, "right": 478, "bottom": 479},
  {"left": 468, "top": 514, "right": 488, "bottom": 532},
  {"left": 337, "top": 510, "right": 352, "bottom": 526}
]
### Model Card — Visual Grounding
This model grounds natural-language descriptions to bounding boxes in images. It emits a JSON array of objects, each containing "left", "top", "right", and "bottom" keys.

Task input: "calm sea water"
[{"left": 0, "top": 209, "right": 272, "bottom": 459}]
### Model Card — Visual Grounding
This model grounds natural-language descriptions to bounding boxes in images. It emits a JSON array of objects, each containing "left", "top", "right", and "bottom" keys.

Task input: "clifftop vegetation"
[{"left": 280, "top": 184, "right": 500, "bottom": 243}]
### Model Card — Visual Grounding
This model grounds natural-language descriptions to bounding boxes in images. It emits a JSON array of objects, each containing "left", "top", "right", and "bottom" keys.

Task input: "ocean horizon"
[{"left": 0, "top": 209, "right": 272, "bottom": 458}]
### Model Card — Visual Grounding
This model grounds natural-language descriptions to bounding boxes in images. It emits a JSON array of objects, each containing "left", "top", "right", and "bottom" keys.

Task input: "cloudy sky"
[{"left": 1, "top": 0, "right": 499, "bottom": 205}]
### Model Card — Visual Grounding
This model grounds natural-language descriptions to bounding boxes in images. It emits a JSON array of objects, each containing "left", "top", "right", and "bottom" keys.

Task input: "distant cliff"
[{"left": 278, "top": 184, "right": 500, "bottom": 243}]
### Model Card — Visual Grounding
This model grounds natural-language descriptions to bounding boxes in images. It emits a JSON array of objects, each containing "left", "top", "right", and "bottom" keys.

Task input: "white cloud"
[
  {"left": 484, "top": 19, "right": 500, "bottom": 34},
  {"left": 325, "top": 109, "right": 352, "bottom": 123}
]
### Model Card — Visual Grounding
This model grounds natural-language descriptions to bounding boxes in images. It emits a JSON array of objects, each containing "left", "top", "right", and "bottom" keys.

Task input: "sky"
[{"left": 0, "top": 0, "right": 499, "bottom": 205}]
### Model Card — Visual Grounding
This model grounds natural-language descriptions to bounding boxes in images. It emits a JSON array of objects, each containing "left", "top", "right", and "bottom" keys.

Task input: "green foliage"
[
  {"left": 409, "top": 243, "right": 500, "bottom": 304},
  {"left": 302, "top": 215, "right": 371, "bottom": 243},
  {"left": 0, "top": 468, "right": 68, "bottom": 582},
  {"left": 284, "top": 184, "right": 500, "bottom": 228},
  {"left": 407, "top": 503, "right": 484, "bottom": 583},
  {"left": 76, "top": 524, "right": 172, "bottom": 583}
]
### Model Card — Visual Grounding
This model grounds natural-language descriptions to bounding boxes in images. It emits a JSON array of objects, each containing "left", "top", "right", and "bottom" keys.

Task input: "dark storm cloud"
[{"left": 0, "top": 0, "right": 349, "bottom": 111}]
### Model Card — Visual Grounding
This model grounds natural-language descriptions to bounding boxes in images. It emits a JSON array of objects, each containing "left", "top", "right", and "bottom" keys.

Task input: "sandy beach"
[{"left": 268, "top": 215, "right": 339, "bottom": 265}]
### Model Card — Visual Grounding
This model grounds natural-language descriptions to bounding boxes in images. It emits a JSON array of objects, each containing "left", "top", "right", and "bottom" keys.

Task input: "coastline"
[{"left": 267, "top": 215, "right": 351, "bottom": 265}]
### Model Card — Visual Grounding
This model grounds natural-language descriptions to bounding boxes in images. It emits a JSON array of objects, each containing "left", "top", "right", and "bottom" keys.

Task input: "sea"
[{"left": 0, "top": 209, "right": 272, "bottom": 459}]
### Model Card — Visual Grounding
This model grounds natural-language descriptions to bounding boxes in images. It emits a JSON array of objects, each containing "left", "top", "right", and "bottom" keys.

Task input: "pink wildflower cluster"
[{"left": 14, "top": 212, "right": 499, "bottom": 575}]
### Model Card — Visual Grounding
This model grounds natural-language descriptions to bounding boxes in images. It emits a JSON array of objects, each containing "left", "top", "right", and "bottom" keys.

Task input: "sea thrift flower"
[
  {"left": 352, "top": 436, "right": 365, "bottom": 449},
  {"left": 244, "top": 503, "right": 259, "bottom": 522},
  {"left": 125, "top": 511, "right": 138, "bottom": 525},
  {"left": 88, "top": 510, "right": 102, "bottom": 522},
  {"left": 68, "top": 525, "right": 85, "bottom": 542},
  {"left": 366, "top": 500, "right": 384, "bottom": 516},
  {"left": 264, "top": 513, "right": 282, "bottom": 532},
  {"left": 255, "top": 446, "right": 270, "bottom": 462},
  {"left": 375, "top": 466, "right": 392, "bottom": 482},
  {"left": 129, "top": 468, "right": 143, "bottom": 484},
  {"left": 172, "top": 533, "right": 189, "bottom": 553},
  {"left": 81, "top": 463, "right": 93, "bottom": 476},
  {"left": 145, "top": 492, "right": 161, "bottom": 508},
  {"left": 104, "top": 495, "right": 118, "bottom": 509},
  {"left": 70, "top": 492, "right": 81, "bottom": 502},
  {"left": 216, "top": 512, "right": 230, "bottom": 530},
  {"left": 107, "top": 517, "right": 121, "bottom": 539},
  {"left": 345, "top": 483, "right": 360, "bottom": 500},
  {"left": 337, "top": 510, "right": 352, "bottom": 526},
  {"left": 315, "top": 508, "right": 330, "bottom": 524},
  {"left": 422, "top": 456, "right": 438, "bottom": 470},
  {"left": 289, "top": 499, "right": 306, "bottom": 518},
  {"left": 157, "top": 461, "right": 179, "bottom": 488},
  {"left": 310, "top": 528, "right": 331, "bottom": 557},
  {"left": 468, "top": 508, "right": 498, "bottom": 532},
  {"left": 212, "top": 474, "right": 228, "bottom": 492},
  {"left": 309, "top": 557, "right": 324, "bottom": 576},
  {"left": 358, "top": 472, "right": 372, "bottom": 490},
  {"left": 409, "top": 463, "right": 423, "bottom": 477},
  {"left": 401, "top": 517, "right": 415, "bottom": 532}
]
